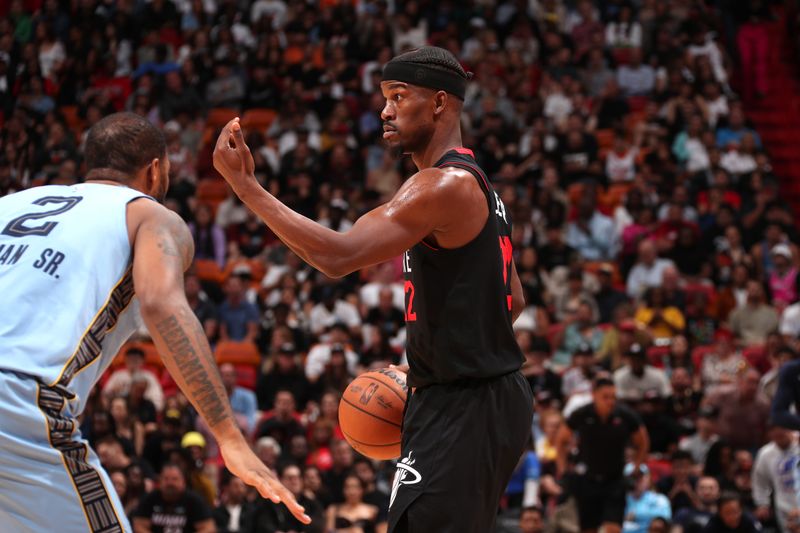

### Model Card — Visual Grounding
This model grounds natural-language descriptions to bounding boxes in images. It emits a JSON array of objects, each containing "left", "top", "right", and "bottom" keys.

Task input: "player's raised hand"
[
  {"left": 213, "top": 117, "right": 257, "bottom": 191},
  {"left": 219, "top": 438, "right": 311, "bottom": 525}
]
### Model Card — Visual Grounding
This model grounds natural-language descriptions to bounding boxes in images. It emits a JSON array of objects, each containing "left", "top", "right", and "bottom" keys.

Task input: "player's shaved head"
[{"left": 84, "top": 112, "right": 166, "bottom": 176}]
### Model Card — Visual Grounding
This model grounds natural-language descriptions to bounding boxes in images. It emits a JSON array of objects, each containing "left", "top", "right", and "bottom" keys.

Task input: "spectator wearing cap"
[
  {"left": 596, "top": 263, "right": 629, "bottom": 324},
  {"left": 254, "top": 436, "right": 282, "bottom": 473},
  {"left": 219, "top": 362, "right": 258, "bottom": 433},
  {"left": 133, "top": 463, "right": 214, "bottom": 533},
  {"left": 519, "top": 332, "right": 563, "bottom": 406},
  {"left": 623, "top": 463, "right": 672, "bottom": 533},
  {"left": 634, "top": 287, "right": 686, "bottom": 342},
  {"left": 707, "top": 368, "right": 770, "bottom": 451},
  {"left": 308, "top": 286, "right": 362, "bottom": 338},
  {"left": 556, "top": 378, "right": 650, "bottom": 533},
  {"left": 672, "top": 476, "right": 721, "bottom": 533},
  {"left": 767, "top": 243, "right": 799, "bottom": 312},
  {"left": 563, "top": 343, "right": 603, "bottom": 400},
  {"left": 627, "top": 240, "right": 676, "bottom": 300},
  {"left": 256, "top": 342, "right": 312, "bottom": 410},
  {"left": 180, "top": 431, "right": 217, "bottom": 506},
  {"left": 614, "top": 343, "right": 672, "bottom": 402},
  {"left": 318, "top": 198, "right": 353, "bottom": 232},
  {"left": 729, "top": 279, "right": 779, "bottom": 346},
  {"left": 667, "top": 366, "right": 703, "bottom": 432},
  {"left": 102, "top": 346, "right": 165, "bottom": 411},
  {"left": 752, "top": 424, "right": 800, "bottom": 532},
  {"left": 305, "top": 323, "right": 359, "bottom": 383},
  {"left": 218, "top": 274, "right": 260, "bottom": 343}
]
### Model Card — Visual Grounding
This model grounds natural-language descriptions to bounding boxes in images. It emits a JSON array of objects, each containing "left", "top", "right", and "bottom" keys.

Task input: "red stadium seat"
[
  {"left": 743, "top": 345, "right": 769, "bottom": 373},
  {"left": 691, "top": 346, "right": 717, "bottom": 371},
  {"left": 234, "top": 364, "right": 257, "bottom": 390},
  {"left": 647, "top": 346, "right": 670, "bottom": 368},
  {"left": 206, "top": 107, "right": 239, "bottom": 129},
  {"left": 194, "top": 258, "right": 225, "bottom": 284}
]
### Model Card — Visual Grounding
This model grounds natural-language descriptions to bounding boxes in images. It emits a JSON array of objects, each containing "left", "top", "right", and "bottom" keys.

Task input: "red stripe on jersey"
[
  {"left": 452, "top": 147, "right": 475, "bottom": 157},
  {"left": 507, "top": 295, "right": 513, "bottom": 311},
  {"left": 420, "top": 239, "right": 439, "bottom": 251}
]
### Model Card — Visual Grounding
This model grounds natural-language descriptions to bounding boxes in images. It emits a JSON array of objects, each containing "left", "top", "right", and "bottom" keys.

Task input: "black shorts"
[
  {"left": 569, "top": 475, "right": 627, "bottom": 530},
  {"left": 387, "top": 371, "right": 533, "bottom": 533}
]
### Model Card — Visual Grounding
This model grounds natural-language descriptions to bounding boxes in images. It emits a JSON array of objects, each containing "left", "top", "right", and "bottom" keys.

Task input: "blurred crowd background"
[{"left": 3, "top": 0, "right": 800, "bottom": 532}]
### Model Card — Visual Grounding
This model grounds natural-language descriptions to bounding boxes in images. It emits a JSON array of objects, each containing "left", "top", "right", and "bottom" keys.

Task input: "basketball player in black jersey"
[{"left": 213, "top": 46, "right": 534, "bottom": 533}]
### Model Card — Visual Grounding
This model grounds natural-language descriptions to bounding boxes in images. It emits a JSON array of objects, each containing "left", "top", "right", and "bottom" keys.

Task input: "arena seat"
[
  {"left": 234, "top": 364, "right": 258, "bottom": 390},
  {"left": 215, "top": 340, "right": 261, "bottom": 366},
  {"left": 743, "top": 345, "right": 769, "bottom": 373},
  {"left": 194, "top": 258, "right": 226, "bottom": 284},
  {"left": 206, "top": 107, "right": 239, "bottom": 129},
  {"left": 240, "top": 108, "right": 277, "bottom": 132},
  {"left": 196, "top": 179, "right": 229, "bottom": 212},
  {"left": 647, "top": 345, "right": 670, "bottom": 368}
]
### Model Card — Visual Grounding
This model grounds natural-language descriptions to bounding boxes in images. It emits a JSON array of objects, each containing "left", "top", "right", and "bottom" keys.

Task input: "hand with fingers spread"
[
  {"left": 212, "top": 117, "right": 258, "bottom": 193},
  {"left": 220, "top": 437, "right": 311, "bottom": 525}
]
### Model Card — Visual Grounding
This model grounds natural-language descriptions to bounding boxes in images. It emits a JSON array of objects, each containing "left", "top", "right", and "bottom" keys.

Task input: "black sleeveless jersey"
[{"left": 402, "top": 148, "right": 524, "bottom": 388}]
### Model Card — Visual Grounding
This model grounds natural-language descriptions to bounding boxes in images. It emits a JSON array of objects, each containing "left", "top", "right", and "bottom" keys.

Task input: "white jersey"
[{"left": 0, "top": 183, "right": 150, "bottom": 412}]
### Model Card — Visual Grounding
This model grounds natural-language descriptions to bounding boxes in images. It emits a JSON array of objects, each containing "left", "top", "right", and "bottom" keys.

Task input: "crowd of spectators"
[{"left": 2, "top": 0, "right": 799, "bottom": 532}]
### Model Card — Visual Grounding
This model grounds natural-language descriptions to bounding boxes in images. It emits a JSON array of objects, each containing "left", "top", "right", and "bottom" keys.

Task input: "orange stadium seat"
[
  {"left": 194, "top": 258, "right": 226, "bottom": 284},
  {"left": 196, "top": 179, "right": 229, "bottom": 204},
  {"left": 240, "top": 108, "right": 277, "bottom": 132},
  {"left": 215, "top": 340, "right": 261, "bottom": 366},
  {"left": 206, "top": 107, "right": 239, "bottom": 129}
]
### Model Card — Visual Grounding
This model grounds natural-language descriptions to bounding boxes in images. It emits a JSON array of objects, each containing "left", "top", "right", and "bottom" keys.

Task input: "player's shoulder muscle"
[
  {"left": 127, "top": 199, "right": 193, "bottom": 268},
  {"left": 387, "top": 166, "right": 480, "bottom": 219}
]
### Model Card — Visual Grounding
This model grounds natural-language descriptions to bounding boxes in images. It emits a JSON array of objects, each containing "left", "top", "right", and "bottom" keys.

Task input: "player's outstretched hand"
[
  {"left": 220, "top": 438, "right": 311, "bottom": 525},
  {"left": 212, "top": 117, "right": 257, "bottom": 191}
]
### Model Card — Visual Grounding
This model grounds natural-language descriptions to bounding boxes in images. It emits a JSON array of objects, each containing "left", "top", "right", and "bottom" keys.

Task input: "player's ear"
[
  {"left": 433, "top": 90, "right": 447, "bottom": 116},
  {"left": 148, "top": 158, "right": 160, "bottom": 188}
]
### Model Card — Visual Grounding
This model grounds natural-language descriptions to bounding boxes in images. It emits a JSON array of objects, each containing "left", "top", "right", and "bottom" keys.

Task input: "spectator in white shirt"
[
  {"left": 308, "top": 285, "right": 362, "bottom": 337},
  {"left": 305, "top": 324, "right": 360, "bottom": 383},
  {"left": 617, "top": 48, "right": 655, "bottom": 96},
  {"left": 102, "top": 346, "right": 165, "bottom": 411},
  {"left": 626, "top": 240, "right": 676, "bottom": 300},
  {"left": 752, "top": 426, "right": 800, "bottom": 532},
  {"left": 613, "top": 343, "right": 672, "bottom": 401}
]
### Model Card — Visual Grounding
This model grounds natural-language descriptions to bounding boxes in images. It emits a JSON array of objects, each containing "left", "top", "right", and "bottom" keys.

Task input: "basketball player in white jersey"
[{"left": 0, "top": 112, "right": 309, "bottom": 532}]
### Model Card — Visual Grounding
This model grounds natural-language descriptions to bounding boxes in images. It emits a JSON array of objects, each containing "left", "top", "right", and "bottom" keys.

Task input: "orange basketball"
[{"left": 338, "top": 368, "right": 407, "bottom": 460}]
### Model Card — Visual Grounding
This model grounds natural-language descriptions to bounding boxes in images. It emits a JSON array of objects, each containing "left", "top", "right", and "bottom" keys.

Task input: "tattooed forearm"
[{"left": 155, "top": 310, "right": 231, "bottom": 427}]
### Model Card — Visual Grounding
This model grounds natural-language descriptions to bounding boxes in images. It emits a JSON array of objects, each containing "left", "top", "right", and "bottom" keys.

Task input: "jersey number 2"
[
  {"left": 2, "top": 196, "right": 83, "bottom": 237},
  {"left": 404, "top": 280, "right": 417, "bottom": 322}
]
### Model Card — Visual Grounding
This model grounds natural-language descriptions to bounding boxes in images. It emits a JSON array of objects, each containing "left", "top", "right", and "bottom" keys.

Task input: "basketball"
[{"left": 338, "top": 368, "right": 408, "bottom": 460}]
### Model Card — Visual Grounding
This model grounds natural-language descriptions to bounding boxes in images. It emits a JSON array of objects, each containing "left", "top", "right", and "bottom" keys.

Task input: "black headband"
[{"left": 382, "top": 61, "right": 467, "bottom": 100}]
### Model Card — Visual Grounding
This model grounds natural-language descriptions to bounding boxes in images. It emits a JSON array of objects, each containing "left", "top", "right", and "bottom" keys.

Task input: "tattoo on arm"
[
  {"left": 154, "top": 308, "right": 231, "bottom": 427},
  {"left": 155, "top": 213, "right": 195, "bottom": 266}
]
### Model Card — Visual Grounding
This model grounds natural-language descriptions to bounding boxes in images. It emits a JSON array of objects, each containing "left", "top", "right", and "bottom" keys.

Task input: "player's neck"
[
  {"left": 85, "top": 168, "right": 136, "bottom": 189},
  {"left": 411, "top": 128, "right": 464, "bottom": 170}
]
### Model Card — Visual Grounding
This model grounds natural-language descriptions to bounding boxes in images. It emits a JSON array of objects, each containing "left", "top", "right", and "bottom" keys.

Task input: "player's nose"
[{"left": 380, "top": 102, "right": 395, "bottom": 121}]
